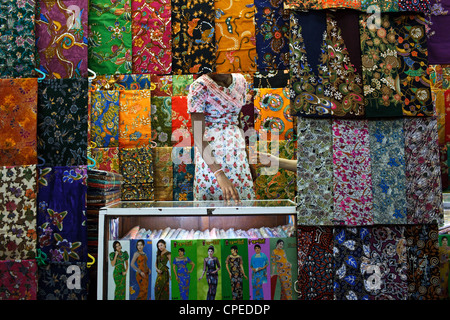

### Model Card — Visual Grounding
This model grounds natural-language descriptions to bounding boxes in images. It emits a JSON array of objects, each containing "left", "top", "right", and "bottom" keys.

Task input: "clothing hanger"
[
  {"left": 87, "top": 253, "right": 96, "bottom": 268},
  {"left": 35, "top": 68, "right": 46, "bottom": 82}
]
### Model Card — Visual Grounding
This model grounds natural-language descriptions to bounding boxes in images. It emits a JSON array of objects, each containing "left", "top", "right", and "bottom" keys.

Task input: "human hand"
[
  {"left": 256, "top": 152, "right": 278, "bottom": 167},
  {"left": 216, "top": 171, "right": 240, "bottom": 203}
]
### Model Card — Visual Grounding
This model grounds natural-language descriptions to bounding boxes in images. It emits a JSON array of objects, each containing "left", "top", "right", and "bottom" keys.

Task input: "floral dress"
[{"left": 187, "top": 73, "right": 255, "bottom": 201}]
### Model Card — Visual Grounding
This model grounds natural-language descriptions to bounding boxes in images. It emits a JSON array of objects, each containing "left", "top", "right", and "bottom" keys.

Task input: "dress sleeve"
[{"left": 187, "top": 79, "right": 207, "bottom": 114}]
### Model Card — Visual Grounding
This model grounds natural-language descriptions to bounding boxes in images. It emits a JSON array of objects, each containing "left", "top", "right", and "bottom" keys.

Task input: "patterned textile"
[
  {"left": 35, "top": 0, "right": 88, "bottom": 79},
  {"left": 173, "top": 146, "right": 194, "bottom": 201},
  {"left": 399, "top": 0, "right": 431, "bottom": 12},
  {"left": 37, "top": 261, "right": 88, "bottom": 300},
  {"left": 254, "top": 0, "right": 290, "bottom": 71},
  {"left": 90, "top": 147, "right": 120, "bottom": 174},
  {"left": 404, "top": 117, "right": 443, "bottom": 225},
  {"left": 90, "top": 90, "right": 120, "bottom": 148},
  {"left": 0, "top": 165, "right": 37, "bottom": 260},
  {"left": 88, "top": 0, "right": 132, "bottom": 75},
  {"left": 254, "top": 87, "right": 293, "bottom": 141},
  {"left": 37, "top": 78, "right": 89, "bottom": 167},
  {"left": 37, "top": 166, "right": 88, "bottom": 262},
  {"left": 255, "top": 140, "right": 296, "bottom": 201},
  {"left": 172, "top": 96, "right": 193, "bottom": 147},
  {"left": 154, "top": 147, "right": 173, "bottom": 201},
  {"left": 366, "top": 226, "right": 408, "bottom": 300},
  {"left": 215, "top": 0, "right": 257, "bottom": 73},
  {"left": 405, "top": 224, "right": 441, "bottom": 300},
  {"left": 151, "top": 96, "right": 172, "bottom": 147},
  {"left": 132, "top": 0, "right": 172, "bottom": 74},
  {"left": 171, "top": 0, "right": 215, "bottom": 74},
  {"left": 322, "top": 0, "right": 361, "bottom": 9},
  {"left": 296, "top": 117, "right": 334, "bottom": 225},
  {"left": 368, "top": 119, "right": 407, "bottom": 224},
  {"left": 0, "top": 0, "right": 36, "bottom": 78},
  {"left": 0, "top": 260, "right": 37, "bottom": 300},
  {"left": 361, "top": 0, "right": 399, "bottom": 11},
  {"left": 360, "top": 13, "right": 403, "bottom": 117},
  {"left": 172, "top": 75, "right": 194, "bottom": 96},
  {"left": 0, "top": 78, "right": 38, "bottom": 166},
  {"left": 393, "top": 14, "right": 433, "bottom": 116},
  {"left": 332, "top": 119, "right": 373, "bottom": 226},
  {"left": 253, "top": 70, "right": 290, "bottom": 88},
  {"left": 297, "top": 226, "right": 334, "bottom": 300},
  {"left": 427, "top": 0, "right": 450, "bottom": 64},
  {"left": 151, "top": 75, "right": 173, "bottom": 96},
  {"left": 118, "top": 89, "right": 152, "bottom": 148},
  {"left": 333, "top": 227, "right": 370, "bottom": 300},
  {"left": 284, "top": 0, "right": 322, "bottom": 9}
]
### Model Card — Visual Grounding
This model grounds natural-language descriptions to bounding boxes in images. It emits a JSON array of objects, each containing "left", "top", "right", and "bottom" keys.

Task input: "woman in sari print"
[
  {"left": 154, "top": 239, "right": 171, "bottom": 300},
  {"left": 271, "top": 239, "right": 293, "bottom": 300},
  {"left": 130, "top": 240, "right": 151, "bottom": 300},
  {"left": 187, "top": 73, "right": 256, "bottom": 202},
  {"left": 172, "top": 247, "right": 195, "bottom": 300},
  {"left": 225, "top": 245, "right": 247, "bottom": 300},
  {"left": 250, "top": 244, "right": 269, "bottom": 300},
  {"left": 109, "top": 241, "right": 129, "bottom": 300},
  {"left": 198, "top": 245, "right": 221, "bottom": 300}
]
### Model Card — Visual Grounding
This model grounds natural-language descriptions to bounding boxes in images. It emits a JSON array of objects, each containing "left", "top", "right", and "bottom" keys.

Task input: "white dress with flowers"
[{"left": 187, "top": 74, "right": 255, "bottom": 201}]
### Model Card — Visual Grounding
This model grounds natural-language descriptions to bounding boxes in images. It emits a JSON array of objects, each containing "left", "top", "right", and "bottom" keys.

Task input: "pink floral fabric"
[
  {"left": 332, "top": 119, "right": 373, "bottom": 225},
  {"left": 0, "top": 259, "right": 37, "bottom": 300}
]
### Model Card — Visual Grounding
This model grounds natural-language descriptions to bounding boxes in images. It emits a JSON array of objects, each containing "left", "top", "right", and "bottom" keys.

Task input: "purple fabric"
[{"left": 428, "top": 0, "right": 450, "bottom": 64}]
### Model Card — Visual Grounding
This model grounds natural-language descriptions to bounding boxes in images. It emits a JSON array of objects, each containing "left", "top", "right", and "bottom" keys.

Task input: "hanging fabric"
[
  {"left": 172, "top": 146, "right": 195, "bottom": 201},
  {"left": 0, "top": 260, "right": 38, "bottom": 300},
  {"left": 90, "top": 90, "right": 120, "bottom": 148},
  {"left": 151, "top": 96, "right": 172, "bottom": 147},
  {"left": 90, "top": 147, "right": 121, "bottom": 174},
  {"left": 154, "top": 147, "right": 174, "bottom": 201}
]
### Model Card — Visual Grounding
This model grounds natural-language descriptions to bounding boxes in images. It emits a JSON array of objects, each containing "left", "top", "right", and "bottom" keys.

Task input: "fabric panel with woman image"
[{"left": 109, "top": 240, "right": 129, "bottom": 300}]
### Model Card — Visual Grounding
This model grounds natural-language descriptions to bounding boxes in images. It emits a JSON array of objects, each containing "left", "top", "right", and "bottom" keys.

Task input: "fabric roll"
[
  {"left": 297, "top": 226, "right": 334, "bottom": 300},
  {"left": 35, "top": 0, "right": 89, "bottom": 79},
  {"left": 332, "top": 119, "right": 373, "bottom": 226},
  {"left": 0, "top": 259, "right": 37, "bottom": 300},
  {"left": 88, "top": 0, "right": 132, "bottom": 75},
  {"left": 368, "top": 119, "right": 407, "bottom": 224},
  {"left": 0, "top": 78, "right": 38, "bottom": 166},
  {"left": 296, "top": 117, "right": 334, "bottom": 225},
  {"left": 90, "top": 90, "right": 120, "bottom": 148},
  {"left": 37, "top": 78, "right": 89, "bottom": 167},
  {"left": 37, "top": 166, "right": 88, "bottom": 262},
  {"left": 0, "top": 165, "right": 37, "bottom": 260}
]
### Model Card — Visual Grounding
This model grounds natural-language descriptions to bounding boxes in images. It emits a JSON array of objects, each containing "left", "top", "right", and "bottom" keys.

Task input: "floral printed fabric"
[
  {"left": 215, "top": 0, "right": 257, "bottom": 73},
  {"left": 118, "top": 89, "right": 152, "bottom": 148},
  {"left": 399, "top": 0, "right": 431, "bottom": 12},
  {"left": 0, "top": 259, "right": 37, "bottom": 300},
  {"left": 173, "top": 146, "right": 194, "bottom": 201},
  {"left": 90, "top": 90, "right": 120, "bottom": 148},
  {"left": 332, "top": 119, "right": 373, "bottom": 226},
  {"left": 0, "top": 165, "right": 37, "bottom": 260},
  {"left": 297, "top": 226, "right": 334, "bottom": 300},
  {"left": 37, "top": 78, "right": 89, "bottom": 167},
  {"left": 404, "top": 117, "right": 443, "bottom": 225},
  {"left": 151, "top": 74, "right": 173, "bottom": 96},
  {"left": 361, "top": 0, "right": 399, "bottom": 11},
  {"left": 132, "top": 0, "right": 172, "bottom": 74},
  {"left": 172, "top": 96, "right": 193, "bottom": 147},
  {"left": 368, "top": 119, "right": 407, "bottom": 224},
  {"left": 151, "top": 96, "right": 172, "bottom": 147},
  {"left": 172, "top": 75, "right": 194, "bottom": 96},
  {"left": 254, "top": 0, "right": 290, "bottom": 71},
  {"left": 90, "top": 147, "right": 120, "bottom": 174},
  {"left": 0, "top": 78, "right": 38, "bottom": 166},
  {"left": 427, "top": 0, "right": 450, "bottom": 64},
  {"left": 37, "top": 166, "right": 88, "bottom": 262},
  {"left": 35, "top": 0, "right": 88, "bottom": 79},
  {"left": 296, "top": 117, "right": 334, "bottom": 225},
  {"left": 171, "top": 0, "right": 215, "bottom": 74},
  {"left": 0, "top": 0, "right": 36, "bottom": 78},
  {"left": 154, "top": 147, "right": 173, "bottom": 201},
  {"left": 37, "top": 261, "right": 88, "bottom": 300},
  {"left": 254, "top": 87, "right": 294, "bottom": 141},
  {"left": 88, "top": 0, "right": 132, "bottom": 75},
  {"left": 405, "top": 224, "right": 441, "bottom": 299}
]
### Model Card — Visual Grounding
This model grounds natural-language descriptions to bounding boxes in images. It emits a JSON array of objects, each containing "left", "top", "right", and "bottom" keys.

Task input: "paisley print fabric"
[
  {"left": 35, "top": 0, "right": 88, "bottom": 79},
  {"left": 90, "top": 90, "right": 120, "bottom": 148},
  {"left": 118, "top": 89, "right": 152, "bottom": 148},
  {"left": 215, "top": 0, "right": 257, "bottom": 73},
  {"left": 171, "top": 0, "right": 215, "bottom": 74},
  {"left": 0, "top": 259, "right": 37, "bottom": 300},
  {"left": 0, "top": 0, "right": 36, "bottom": 78},
  {"left": 37, "top": 166, "right": 88, "bottom": 262},
  {"left": 332, "top": 120, "right": 373, "bottom": 226},
  {"left": 37, "top": 78, "right": 89, "bottom": 167},
  {"left": 0, "top": 78, "right": 38, "bottom": 166},
  {"left": 368, "top": 119, "right": 407, "bottom": 224},
  {"left": 132, "top": 0, "right": 172, "bottom": 74},
  {"left": 297, "top": 226, "right": 334, "bottom": 300},
  {"left": 254, "top": 0, "right": 290, "bottom": 71},
  {"left": 0, "top": 165, "right": 37, "bottom": 260},
  {"left": 333, "top": 227, "right": 370, "bottom": 300},
  {"left": 296, "top": 117, "right": 334, "bottom": 225},
  {"left": 88, "top": 0, "right": 132, "bottom": 75},
  {"left": 366, "top": 226, "right": 408, "bottom": 300},
  {"left": 403, "top": 117, "right": 443, "bottom": 225},
  {"left": 405, "top": 224, "right": 441, "bottom": 300}
]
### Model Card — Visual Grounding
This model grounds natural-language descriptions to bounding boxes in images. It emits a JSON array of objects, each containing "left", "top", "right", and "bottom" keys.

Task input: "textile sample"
[
  {"left": 0, "top": 260, "right": 37, "bottom": 300},
  {"left": 154, "top": 147, "right": 173, "bottom": 201},
  {"left": 37, "top": 166, "right": 88, "bottom": 262},
  {"left": 151, "top": 74, "right": 173, "bottom": 96},
  {"left": 0, "top": 165, "right": 37, "bottom": 260},
  {"left": 172, "top": 74, "right": 194, "bottom": 96},
  {"left": 0, "top": 78, "right": 38, "bottom": 166},
  {"left": 37, "top": 78, "right": 89, "bottom": 167},
  {"left": 172, "top": 146, "right": 194, "bottom": 201},
  {"left": 35, "top": 0, "right": 89, "bottom": 79},
  {"left": 172, "top": 96, "right": 193, "bottom": 147},
  {"left": 428, "top": 0, "right": 450, "bottom": 64},
  {"left": 151, "top": 96, "right": 172, "bottom": 147},
  {"left": 90, "top": 90, "right": 120, "bottom": 148},
  {"left": 90, "top": 147, "right": 120, "bottom": 174}
]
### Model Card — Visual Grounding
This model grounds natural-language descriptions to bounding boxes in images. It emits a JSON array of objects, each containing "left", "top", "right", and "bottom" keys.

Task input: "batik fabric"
[
  {"left": 90, "top": 90, "right": 120, "bottom": 148},
  {"left": 0, "top": 260, "right": 37, "bottom": 300}
]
